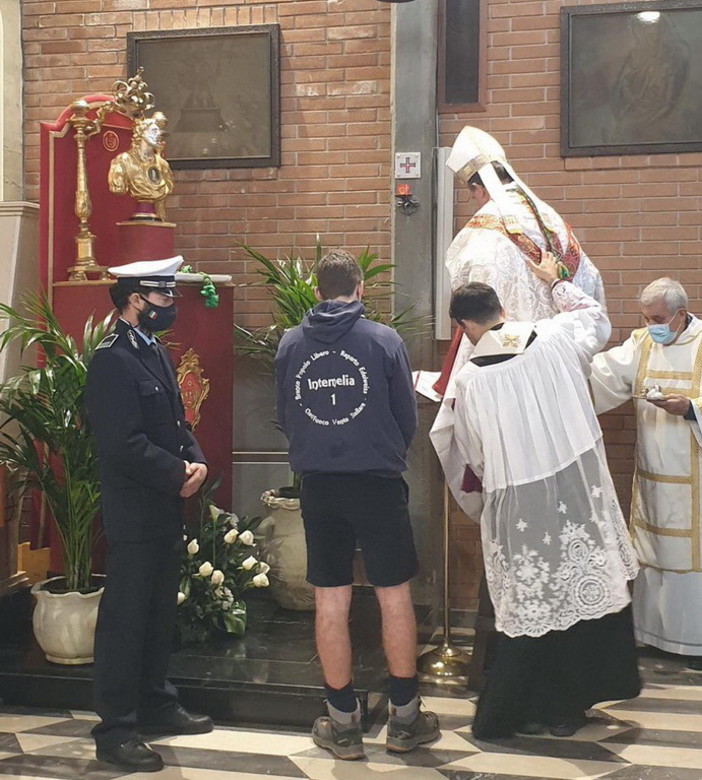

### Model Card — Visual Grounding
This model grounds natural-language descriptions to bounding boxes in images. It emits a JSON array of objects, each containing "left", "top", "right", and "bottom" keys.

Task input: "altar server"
[{"left": 432, "top": 251, "right": 640, "bottom": 739}]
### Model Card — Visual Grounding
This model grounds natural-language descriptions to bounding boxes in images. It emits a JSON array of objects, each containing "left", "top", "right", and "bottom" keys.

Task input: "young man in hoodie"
[{"left": 275, "top": 249, "right": 440, "bottom": 760}]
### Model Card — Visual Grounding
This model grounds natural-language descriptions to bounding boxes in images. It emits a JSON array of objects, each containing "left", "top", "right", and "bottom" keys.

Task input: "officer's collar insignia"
[{"left": 127, "top": 330, "right": 139, "bottom": 350}]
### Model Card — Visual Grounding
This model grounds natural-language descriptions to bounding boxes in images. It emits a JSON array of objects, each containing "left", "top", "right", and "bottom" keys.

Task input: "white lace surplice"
[{"left": 447, "top": 288, "right": 639, "bottom": 638}]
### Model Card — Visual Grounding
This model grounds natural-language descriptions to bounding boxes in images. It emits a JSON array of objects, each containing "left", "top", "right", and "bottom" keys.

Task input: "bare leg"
[
  {"left": 375, "top": 581, "right": 417, "bottom": 677},
  {"left": 315, "top": 585, "right": 353, "bottom": 688}
]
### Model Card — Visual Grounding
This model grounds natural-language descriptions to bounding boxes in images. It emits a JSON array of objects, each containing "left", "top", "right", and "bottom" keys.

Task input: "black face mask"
[{"left": 138, "top": 297, "right": 177, "bottom": 332}]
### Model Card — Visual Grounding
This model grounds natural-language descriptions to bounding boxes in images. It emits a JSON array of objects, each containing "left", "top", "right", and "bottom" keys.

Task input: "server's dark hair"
[{"left": 449, "top": 282, "right": 502, "bottom": 325}]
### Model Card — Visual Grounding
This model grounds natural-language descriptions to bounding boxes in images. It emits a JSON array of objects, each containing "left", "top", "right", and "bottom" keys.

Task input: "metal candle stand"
[{"left": 417, "top": 481, "right": 471, "bottom": 684}]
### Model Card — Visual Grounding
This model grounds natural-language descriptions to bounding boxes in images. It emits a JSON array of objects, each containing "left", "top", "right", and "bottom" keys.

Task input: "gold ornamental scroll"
[{"left": 176, "top": 348, "right": 210, "bottom": 430}]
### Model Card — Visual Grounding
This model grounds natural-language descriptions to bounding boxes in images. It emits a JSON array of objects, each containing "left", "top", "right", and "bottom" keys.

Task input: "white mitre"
[{"left": 446, "top": 125, "right": 551, "bottom": 234}]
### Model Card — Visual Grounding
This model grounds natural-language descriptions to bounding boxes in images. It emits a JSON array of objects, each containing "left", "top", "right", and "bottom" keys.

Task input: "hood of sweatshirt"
[{"left": 301, "top": 300, "right": 365, "bottom": 344}]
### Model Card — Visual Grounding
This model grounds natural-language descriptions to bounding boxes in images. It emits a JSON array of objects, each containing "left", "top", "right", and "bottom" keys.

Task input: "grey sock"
[
  {"left": 327, "top": 699, "right": 361, "bottom": 725},
  {"left": 390, "top": 695, "right": 419, "bottom": 722}
]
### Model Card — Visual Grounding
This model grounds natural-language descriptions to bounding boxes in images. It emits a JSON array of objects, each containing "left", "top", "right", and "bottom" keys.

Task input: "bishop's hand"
[{"left": 526, "top": 249, "right": 560, "bottom": 285}]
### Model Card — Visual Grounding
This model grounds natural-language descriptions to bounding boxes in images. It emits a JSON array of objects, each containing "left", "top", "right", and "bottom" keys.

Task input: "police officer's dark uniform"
[{"left": 85, "top": 258, "right": 212, "bottom": 772}]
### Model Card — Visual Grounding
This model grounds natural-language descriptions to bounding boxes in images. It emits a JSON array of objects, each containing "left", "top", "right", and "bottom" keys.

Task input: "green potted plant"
[
  {"left": 235, "top": 243, "right": 419, "bottom": 610},
  {"left": 0, "top": 295, "right": 112, "bottom": 664}
]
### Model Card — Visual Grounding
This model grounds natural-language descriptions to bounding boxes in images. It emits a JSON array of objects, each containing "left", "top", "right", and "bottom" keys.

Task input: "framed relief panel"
[
  {"left": 127, "top": 25, "right": 281, "bottom": 169},
  {"left": 561, "top": 1, "right": 702, "bottom": 156}
]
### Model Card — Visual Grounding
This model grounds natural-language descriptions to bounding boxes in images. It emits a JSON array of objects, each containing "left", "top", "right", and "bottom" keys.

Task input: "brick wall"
[
  {"left": 21, "top": 0, "right": 393, "bottom": 333},
  {"left": 440, "top": 0, "right": 702, "bottom": 609},
  {"left": 23, "top": 0, "right": 698, "bottom": 610}
]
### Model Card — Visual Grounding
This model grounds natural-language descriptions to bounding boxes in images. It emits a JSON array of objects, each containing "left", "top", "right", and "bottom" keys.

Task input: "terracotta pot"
[
  {"left": 258, "top": 490, "right": 315, "bottom": 611},
  {"left": 31, "top": 575, "right": 105, "bottom": 665}
]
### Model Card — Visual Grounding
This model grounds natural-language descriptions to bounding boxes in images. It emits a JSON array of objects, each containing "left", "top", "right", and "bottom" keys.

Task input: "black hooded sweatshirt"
[{"left": 274, "top": 300, "right": 417, "bottom": 475}]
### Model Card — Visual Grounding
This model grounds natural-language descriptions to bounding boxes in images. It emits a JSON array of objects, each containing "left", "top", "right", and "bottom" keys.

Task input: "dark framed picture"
[
  {"left": 127, "top": 25, "right": 280, "bottom": 169},
  {"left": 438, "top": 0, "right": 487, "bottom": 112},
  {"left": 561, "top": 1, "right": 702, "bottom": 157}
]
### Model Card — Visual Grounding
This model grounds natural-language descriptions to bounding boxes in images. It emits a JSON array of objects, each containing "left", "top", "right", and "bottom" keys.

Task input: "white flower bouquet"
[{"left": 177, "top": 480, "right": 269, "bottom": 643}]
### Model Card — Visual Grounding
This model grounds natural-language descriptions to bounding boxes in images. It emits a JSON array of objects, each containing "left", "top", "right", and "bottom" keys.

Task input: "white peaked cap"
[
  {"left": 446, "top": 125, "right": 551, "bottom": 233},
  {"left": 108, "top": 256, "right": 184, "bottom": 279},
  {"left": 108, "top": 256, "right": 184, "bottom": 296}
]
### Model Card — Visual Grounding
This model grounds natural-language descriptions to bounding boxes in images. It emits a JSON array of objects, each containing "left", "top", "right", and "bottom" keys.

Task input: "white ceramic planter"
[
  {"left": 258, "top": 490, "right": 315, "bottom": 611},
  {"left": 31, "top": 576, "right": 105, "bottom": 665}
]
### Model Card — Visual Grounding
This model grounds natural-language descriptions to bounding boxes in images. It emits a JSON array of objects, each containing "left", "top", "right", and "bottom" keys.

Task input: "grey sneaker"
[
  {"left": 386, "top": 704, "right": 440, "bottom": 753},
  {"left": 312, "top": 703, "right": 365, "bottom": 761}
]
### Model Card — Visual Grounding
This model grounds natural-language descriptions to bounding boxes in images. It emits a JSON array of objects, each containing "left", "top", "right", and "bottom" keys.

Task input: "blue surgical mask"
[{"left": 648, "top": 311, "right": 682, "bottom": 344}]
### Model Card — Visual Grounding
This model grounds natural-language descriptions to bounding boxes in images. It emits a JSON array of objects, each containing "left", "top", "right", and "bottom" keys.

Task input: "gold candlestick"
[
  {"left": 417, "top": 480, "right": 471, "bottom": 684},
  {"left": 67, "top": 99, "right": 108, "bottom": 281}
]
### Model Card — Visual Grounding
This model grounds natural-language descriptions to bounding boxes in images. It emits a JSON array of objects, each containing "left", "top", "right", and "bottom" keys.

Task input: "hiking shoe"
[
  {"left": 386, "top": 706, "right": 440, "bottom": 753},
  {"left": 312, "top": 708, "right": 365, "bottom": 761}
]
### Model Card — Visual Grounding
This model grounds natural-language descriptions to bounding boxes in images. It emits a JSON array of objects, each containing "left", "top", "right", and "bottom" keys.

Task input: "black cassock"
[{"left": 85, "top": 317, "right": 206, "bottom": 749}]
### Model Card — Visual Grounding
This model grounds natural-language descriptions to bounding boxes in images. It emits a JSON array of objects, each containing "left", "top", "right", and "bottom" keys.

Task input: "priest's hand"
[
  {"left": 648, "top": 394, "right": 692, "bottom": 416},
  {"left": 526, "top": 249, "right": 559, "bottom": 284}
]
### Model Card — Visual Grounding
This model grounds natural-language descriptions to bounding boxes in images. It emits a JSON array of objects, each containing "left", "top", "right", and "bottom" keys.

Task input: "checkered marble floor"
[{"left": 1, "top": 681, "right": 702, "bottom": 780}]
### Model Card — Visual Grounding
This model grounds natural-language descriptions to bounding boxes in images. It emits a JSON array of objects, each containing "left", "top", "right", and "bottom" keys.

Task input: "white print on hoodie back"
[{"left": 294, "top": 348, "right": 370, "bottom": 427}]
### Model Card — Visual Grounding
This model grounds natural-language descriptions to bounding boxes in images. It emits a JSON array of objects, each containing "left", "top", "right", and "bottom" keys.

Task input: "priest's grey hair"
[{"left": 640, "top": 277, "right": 688, "bottom": 313}]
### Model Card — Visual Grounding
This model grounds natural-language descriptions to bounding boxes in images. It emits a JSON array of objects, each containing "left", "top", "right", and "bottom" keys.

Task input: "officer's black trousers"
[{"left": 92, "top": 535, "right": 181, "bottom": 748}]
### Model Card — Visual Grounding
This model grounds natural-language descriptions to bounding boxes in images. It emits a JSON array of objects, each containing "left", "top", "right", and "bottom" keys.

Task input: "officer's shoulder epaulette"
[{"left": 95, "top": 333, "right": 119, "bottom": 351}]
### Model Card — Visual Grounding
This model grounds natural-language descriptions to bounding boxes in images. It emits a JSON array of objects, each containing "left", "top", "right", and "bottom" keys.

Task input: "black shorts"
[{"left": 300, "top": 473, "right": 419, "bottom": 588}]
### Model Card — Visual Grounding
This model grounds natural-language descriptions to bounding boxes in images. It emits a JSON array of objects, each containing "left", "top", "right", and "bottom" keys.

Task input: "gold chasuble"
[{"left": 591, "top": 317, "right": 702, "bottom": 655}]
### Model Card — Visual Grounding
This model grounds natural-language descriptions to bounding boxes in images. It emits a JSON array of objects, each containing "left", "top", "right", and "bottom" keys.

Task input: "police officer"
[{"left": 86, "top": 257, "right": 212, "bottom": 772}]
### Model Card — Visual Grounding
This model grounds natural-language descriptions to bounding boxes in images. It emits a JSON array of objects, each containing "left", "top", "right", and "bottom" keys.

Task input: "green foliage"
[
  {"left": 234, "top": 242, "right": 421, "bottom": 369},
  {"left": 0, "top": 295, "right": 112, "bottom": 592},
  {"left": 177, "top": 479, "right": 269, "bottom": 643}
]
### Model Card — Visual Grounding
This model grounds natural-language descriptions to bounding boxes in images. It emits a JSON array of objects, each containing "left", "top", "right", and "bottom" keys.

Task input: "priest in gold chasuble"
[{"left": 591, "top": 278, "right": 702, "bottom": 667}]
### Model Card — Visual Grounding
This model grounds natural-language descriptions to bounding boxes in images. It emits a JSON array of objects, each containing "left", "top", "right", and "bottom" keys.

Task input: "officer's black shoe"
[
  {"left": 139, "top": 704, "right": 214, "bottom": 735},
  {"left": 96, "top": 739, "right": 164, "bottom": 772}
]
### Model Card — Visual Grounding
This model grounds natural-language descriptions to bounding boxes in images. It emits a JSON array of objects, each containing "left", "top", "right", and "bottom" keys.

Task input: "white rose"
[
  {"left": 210, "top": 569, "right": 225, "bottom": 586},
  {"left": 253, "top": 573, "right": 270, "bottom": 588},
  {"left": 223, "top": 528, "right": 239, "bottom": 544},
  {"left": 198, "top": 561, "right": 214, "bottom": 578},
  {"left": 229, "top": 513, "right": 239, "bottom": 528},
  {"left": 209, "top": 504, "right": 223, "bottom": 522},
  {"left": 258, "top": 562, "right": 270, "bottom": 574},
  {"left": 239, "top": 530, "right": 255, "bottom": 546},
  {"left": 242, "top": 555, "right": 257, "bottom": 571},
  {"left": 187, "top": 539, "right": 199, "bottom": 556},
  {"left": 177, "top": 591, "right": 187, "bottom": 605}
]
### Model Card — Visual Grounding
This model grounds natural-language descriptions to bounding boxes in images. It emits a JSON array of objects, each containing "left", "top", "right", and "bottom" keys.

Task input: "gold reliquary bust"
[{"left": 108, "top": 110, "right": 174, "bottom": 221}]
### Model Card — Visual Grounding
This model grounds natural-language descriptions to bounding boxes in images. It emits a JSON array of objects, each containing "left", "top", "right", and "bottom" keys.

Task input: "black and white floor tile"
[{"left": 1, "top": 680, "right": 702, "bottom": 779}]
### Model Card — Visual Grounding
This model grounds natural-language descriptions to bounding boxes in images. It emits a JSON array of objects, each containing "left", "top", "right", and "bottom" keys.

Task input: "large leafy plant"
[
  {"left": 234, "top": 242, "right": 418, "bottom": 369},
  {"left": 0, "top": 296, "right": 112, "bottom": 592},
  {"left": 178, "top": 480, "right": 269, "bottom": 643}
]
